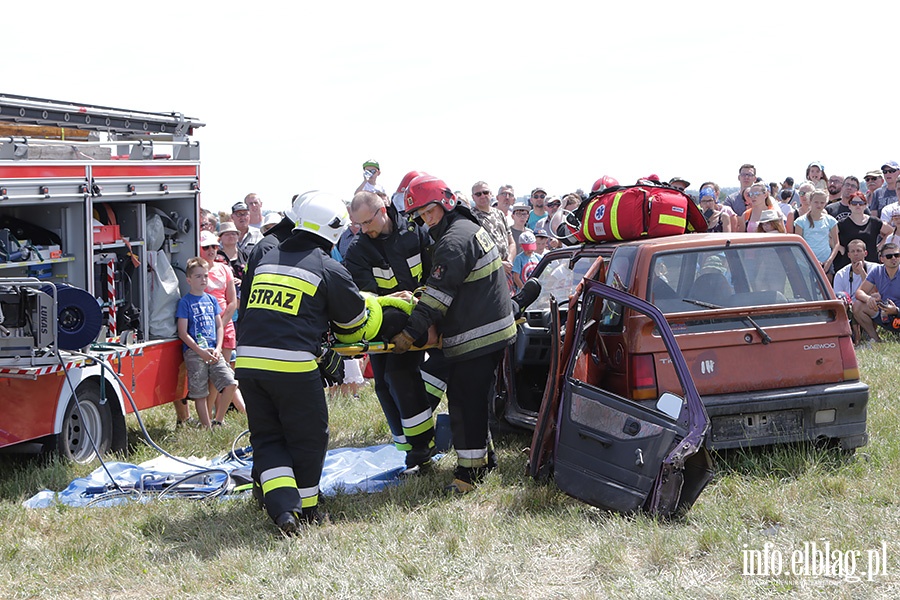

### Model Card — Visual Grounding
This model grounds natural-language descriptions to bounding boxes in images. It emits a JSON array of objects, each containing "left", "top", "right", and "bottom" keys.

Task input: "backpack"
[{"left": 555, "top": 184, "right": 707, "bottom": 245}]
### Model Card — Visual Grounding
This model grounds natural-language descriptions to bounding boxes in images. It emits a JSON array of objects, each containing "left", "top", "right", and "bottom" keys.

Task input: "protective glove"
[
  {"left": 390, "top": 330, "right": 416, "bottom": 354},
  {"left": 318, "top": 347, "right": 345, "bottom": 387}
]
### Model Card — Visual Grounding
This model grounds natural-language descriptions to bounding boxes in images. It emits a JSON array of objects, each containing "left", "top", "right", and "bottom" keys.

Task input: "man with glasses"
[
  {"left": 471, "top": 181, "right": 516, "bottom": 282},
  {"left": 344, "top": 191, "right": 436, "bottom": 474},
  {"left": 826, "top": 175, "right": 844, "bottom": 204},
  {"left": 871, "top": 162, "right": 900, "bottom": 219},
  {"left": 853, "top": 243, "right": 900, "bottom": 342},
  {"left": 864, "top": 170, "right": 885, "bottom": 213},
  {"left": 827, "top": 176, "right": 868, "bottom": 223},
  {"left": 231, "top": 201, "right": 263, "bottom": 255},
  {"left": 527, "top": 186, "right": 549, "bottom": 230},
  {"left": 723, "top": 164, "right": 757, "bottom": 224},
  {"left": 495, "top": 185, "right": 517, "bottom": 223}
]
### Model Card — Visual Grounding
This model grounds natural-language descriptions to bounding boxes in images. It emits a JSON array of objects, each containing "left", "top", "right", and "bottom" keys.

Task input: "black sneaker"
[{"left": 275, "top": 511, "right": 300, "bottom": 535}]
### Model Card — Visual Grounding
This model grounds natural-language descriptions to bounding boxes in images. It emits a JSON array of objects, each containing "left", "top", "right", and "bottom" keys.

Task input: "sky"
[{"left": 5, "top": 1, "right": 896, "bottom": 214}]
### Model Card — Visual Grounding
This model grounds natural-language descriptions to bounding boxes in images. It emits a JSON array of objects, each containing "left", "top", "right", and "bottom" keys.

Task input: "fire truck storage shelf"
[{"left": 0, "top": 94, "right": 203, "bottom": 458}]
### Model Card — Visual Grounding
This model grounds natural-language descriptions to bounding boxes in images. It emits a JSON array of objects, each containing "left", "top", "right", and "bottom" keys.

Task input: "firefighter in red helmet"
[{"left": 391, "top": 175, "right": 516, "bottom": 493}]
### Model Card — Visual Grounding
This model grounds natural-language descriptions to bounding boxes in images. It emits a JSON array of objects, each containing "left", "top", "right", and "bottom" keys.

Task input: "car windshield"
[
  {"left": 647, "top": 243, "right": 830, "bottom": 315},
  {"left": 529, "top": 254, "right": 599, "bottom": 311}
]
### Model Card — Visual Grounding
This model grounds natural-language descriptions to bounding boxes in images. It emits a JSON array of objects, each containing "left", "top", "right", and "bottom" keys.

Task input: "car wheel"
[{"left": 57, "top": 385, "right": 112, "bottom": 463}]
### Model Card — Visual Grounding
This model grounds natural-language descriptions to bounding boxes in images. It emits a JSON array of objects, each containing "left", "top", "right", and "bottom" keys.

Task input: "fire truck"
[{"left": 0, "top": 94, "right": 203, "bottom": 461}]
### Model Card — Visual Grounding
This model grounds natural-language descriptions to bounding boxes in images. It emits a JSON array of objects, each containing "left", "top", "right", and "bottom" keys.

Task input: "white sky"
[{"left": 6, "top": 1, "right": 895, "bottom": 214}]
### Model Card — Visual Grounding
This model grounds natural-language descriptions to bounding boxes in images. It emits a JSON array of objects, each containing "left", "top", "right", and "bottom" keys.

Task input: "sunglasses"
[
  {"left": 865, "top": 177, "right": 878, "bottom": 182},
  {"left": 201, "top": 244, "right": 218, "bottom": 249},
  {"left": 473, "top": 190, "right": 491, "bottom": 197},
  {"left": 532, "top": 194, "right": 546, "bottom": 199},
  {"left": 747, "top": 191, "right": 766, "bottom": 197},
  {"left": 850, "top": 201, "right": 867, "bottom": 206},
  {"left": 884, "top": 168, "right": 899, "bottom": 174},
  {"left": 883, "top": 253, "right": 900, "bottom": 259}
]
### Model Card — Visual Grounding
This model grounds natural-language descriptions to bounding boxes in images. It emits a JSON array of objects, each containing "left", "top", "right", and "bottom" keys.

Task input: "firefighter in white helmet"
[
  {"left": 393, "top": 175, "right": 516, "bottom": 493},
  {"left": 236, "top": 191, "right": 369, "bottom": 534}
]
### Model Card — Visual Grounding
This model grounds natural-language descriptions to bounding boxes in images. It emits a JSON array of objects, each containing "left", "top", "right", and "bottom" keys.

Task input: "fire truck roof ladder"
[{"left": 0, "top": 94, "right": 204, "bottom": 160}]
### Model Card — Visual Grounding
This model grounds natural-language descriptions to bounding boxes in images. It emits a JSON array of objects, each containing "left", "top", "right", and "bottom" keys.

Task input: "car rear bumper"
[{"left": 702, "top": 380, "right": 869, "bottom": 450}]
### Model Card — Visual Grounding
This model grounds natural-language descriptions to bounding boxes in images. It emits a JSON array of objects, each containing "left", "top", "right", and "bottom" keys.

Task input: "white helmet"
[{"left": 291, "top": 191, "right": 349, "bottom": 245}]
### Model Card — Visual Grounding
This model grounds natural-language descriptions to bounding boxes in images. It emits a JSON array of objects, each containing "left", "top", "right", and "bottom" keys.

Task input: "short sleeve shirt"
[
  {"left": 794, "top": 213, "right": 837, "bottom": 263},
  {"left": 176, "top": 292, "right": 220, "bottom": 352},
  {"left": 866, "top": 265, "right": 900, "bottom": 305},
  {"left": 513, "top": 251, "right": 541, "bottom": 280}
]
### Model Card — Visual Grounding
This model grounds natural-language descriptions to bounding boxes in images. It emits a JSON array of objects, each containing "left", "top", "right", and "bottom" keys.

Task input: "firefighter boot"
[{"left": 275, "top": 511, "right": 300, "bottom": 536}]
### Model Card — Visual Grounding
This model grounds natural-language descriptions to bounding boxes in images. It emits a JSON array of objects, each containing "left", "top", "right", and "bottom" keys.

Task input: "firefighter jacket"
[
  {"left": 402, "top": 205, "right": 516, "bottom": 361},
  {"left": 235, "top": 233, "right": 367, "bottom": 380},
  {"left": 344, "top": 205, "right": 431, "bottom": 295}
]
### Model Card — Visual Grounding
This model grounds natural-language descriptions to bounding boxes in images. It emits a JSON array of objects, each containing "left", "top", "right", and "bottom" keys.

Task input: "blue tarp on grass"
[{"left": 23, "top": 443, "right": 412, "bottom": 509}]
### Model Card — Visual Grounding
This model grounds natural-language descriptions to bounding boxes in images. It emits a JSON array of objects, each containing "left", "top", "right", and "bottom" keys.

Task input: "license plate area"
[{"left": 710, "top": 410, "right": 803, "bottom": 442}]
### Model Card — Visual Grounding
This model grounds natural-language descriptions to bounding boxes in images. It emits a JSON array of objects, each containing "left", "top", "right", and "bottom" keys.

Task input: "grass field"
[{"left": 3, "top": 345, "right": 900, "bottom": 599}]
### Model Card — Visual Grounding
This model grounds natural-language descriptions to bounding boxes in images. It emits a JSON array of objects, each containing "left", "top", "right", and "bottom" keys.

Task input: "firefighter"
[
  {"left": 391, "top": 175, "right": 517, "bottom": 493},
  {"left": 236, "top": 191, "right": 369, "bottom": 534},
  {"left": 344, "top": 191, "right": 436, "bottom": 473}
]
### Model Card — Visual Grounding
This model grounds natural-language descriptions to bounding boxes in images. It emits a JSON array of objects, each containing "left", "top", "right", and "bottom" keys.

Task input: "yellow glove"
[{"left": 390, "top": 331, "right": 416, "bottom": 354}]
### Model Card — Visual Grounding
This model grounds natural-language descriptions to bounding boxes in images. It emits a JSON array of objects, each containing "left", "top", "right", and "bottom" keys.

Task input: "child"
[
  {"left": 513, "top": 230, "right": 541, "bottom": 291},
  {"left": 176, "top": 257, "right": 238, "bottom": 428},
  {"left": 533, "top": 225, "right": 551, "bottom": 256}
]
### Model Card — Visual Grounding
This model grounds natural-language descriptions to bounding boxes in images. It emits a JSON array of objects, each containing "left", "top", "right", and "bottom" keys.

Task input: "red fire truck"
[{"left": 0, "top": 94, "right": 203, "bottom": 461}]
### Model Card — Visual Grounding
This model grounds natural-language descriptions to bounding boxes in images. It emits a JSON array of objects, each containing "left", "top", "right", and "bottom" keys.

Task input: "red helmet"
[
  {"left": 396, "top": 170, "right": 425, "bottom": 195},
  {"left": 591, "top": 175, "right": 619, "bottom": 193},
  {"left": 404, "top": 174, "right": 457, "bottom": 215}
]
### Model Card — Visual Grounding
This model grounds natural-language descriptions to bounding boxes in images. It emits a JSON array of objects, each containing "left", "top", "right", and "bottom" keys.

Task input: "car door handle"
[{"left": 577, "top": 428, "right": 612, "bottom": 447}]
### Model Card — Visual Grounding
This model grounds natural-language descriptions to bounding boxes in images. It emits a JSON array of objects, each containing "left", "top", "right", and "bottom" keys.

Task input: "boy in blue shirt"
[
  {"left": 513, "top": 230, "right": 541, "bottom": 291},
  {"left": 176, "top": 257, "right": 238, "bottom": 428}
]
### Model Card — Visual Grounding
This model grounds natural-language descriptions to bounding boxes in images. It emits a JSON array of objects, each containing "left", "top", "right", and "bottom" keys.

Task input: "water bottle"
[{"left": 196, "top": 333, "right": 209, "bottom": 349}]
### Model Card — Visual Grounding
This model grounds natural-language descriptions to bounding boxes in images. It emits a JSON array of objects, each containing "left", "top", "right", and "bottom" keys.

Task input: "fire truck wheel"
[{"left": 57, "top": 386, "right": 113, "bottom": 463}]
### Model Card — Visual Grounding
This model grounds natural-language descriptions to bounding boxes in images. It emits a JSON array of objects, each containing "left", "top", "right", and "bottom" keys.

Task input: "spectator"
[
  {"left": 200, "top": 208, "right": 218, "bottom": 233},
  {"left": 794, "top": 190, "right": 840, "bottom": 278},
  {"left": 527, "top": 187, "right": 548, "bottom": 230},
  {"left": 668, "top": 176, "right": 690, "bottom": 191},
  {"left": 880, "top": 211, "right": 900, "bottom": 250},
  {"left": 871, "top": 161, "right": 900, "bottom": 218},
  {"left": 782, "top": 176, "right": 799, "bottom": 206},
  {"left": 833, "top": 239, "right": 878, "bottom": 306},
  {"left": 176, "top": 257, "right": 238, "bottom": 428},
  {"left": 244, "top": 193, "right": 264, "bottom": 229},
  {"left": 723, "top": 163, "right": 758, "bottom": 222},
  {"left": 756, "top": 209, "right": 786, "bottom": 233},
  {"left": 792, "top": 182, "right": 815, "bottom": 222},
  {"left": 865, "top": 170, "right": 885, "bottom": 213},
  {"left": 534, "top": 224, "right": 551, "bottom": 255},
  {"left": 199, "top": 231, "right": 246, "bottom": 420},
  {"left": 471, "top": 181, "right": 516, "bottom": 279},
  {"left": 231, "top": 201, "right": 263, "bottom": 255},
  {"left": 216, "top": 221, "right": 247, "bottom": 297},
  {"left": 853, "top": 243, "right": 900, "bottom": 342},
  {"left": 510, "top": 201, "right": 530, "bottom": 255},
  {"left": 512, "top": 230, "right": 540, "bottom": 291},
  {"left": 827, "top": 176, "right": 868, "bottom": 223},
  {"left": 261, "top": 211, "right": 282, "bottom": 234},
  {"left": 698, "top": 182, "right": 734, "bottom": 233},
  {"left": 495, "top": 185, "right": 517, "bottom": 222},
  {"left": 804, "top": 161, "right": 827, "bottom": 190},
  {"left": 355, "top": 159, "right": 386, "bottom": 199},
  {"left": 834, "top": 192, "right": 892, "bottom": 272},
  {"left": 534, "top": 195, "right": 561, "bottom": 246},
  {"left": 825, "top": 174, "right": 844, "bottom": 204},
  {"left": 741, "top": 182, "right": 783, "bottom": 232}
]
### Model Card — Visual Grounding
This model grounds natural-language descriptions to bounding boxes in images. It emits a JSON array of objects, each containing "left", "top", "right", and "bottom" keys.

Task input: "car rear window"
[{"left": 646, "top": 243, "right": 831, "bottom": 325}]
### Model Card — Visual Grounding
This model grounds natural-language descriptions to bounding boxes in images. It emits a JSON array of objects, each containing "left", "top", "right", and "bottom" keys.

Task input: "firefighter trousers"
[
  {"left": 242, "top": 371, "right": 327, "bottom": 523},
  {"left": 446, "top": 348, "right": 504, "bottom": 483},
  {"left": 369, "top": 351, "right": 435, "bottom": 466}
]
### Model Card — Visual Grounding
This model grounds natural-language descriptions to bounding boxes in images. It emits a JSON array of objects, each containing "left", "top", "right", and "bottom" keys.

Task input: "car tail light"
[
  {"left": 631, "top": 354, "right": 658, "bottom": 400},
  {"left": 838, "top": 336, "right": 860, "bottom": 380}
]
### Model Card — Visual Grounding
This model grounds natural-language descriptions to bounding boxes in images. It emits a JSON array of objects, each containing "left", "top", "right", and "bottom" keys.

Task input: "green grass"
[{"left": 4, "top": 349, "right": 900, "bottom": 598}]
